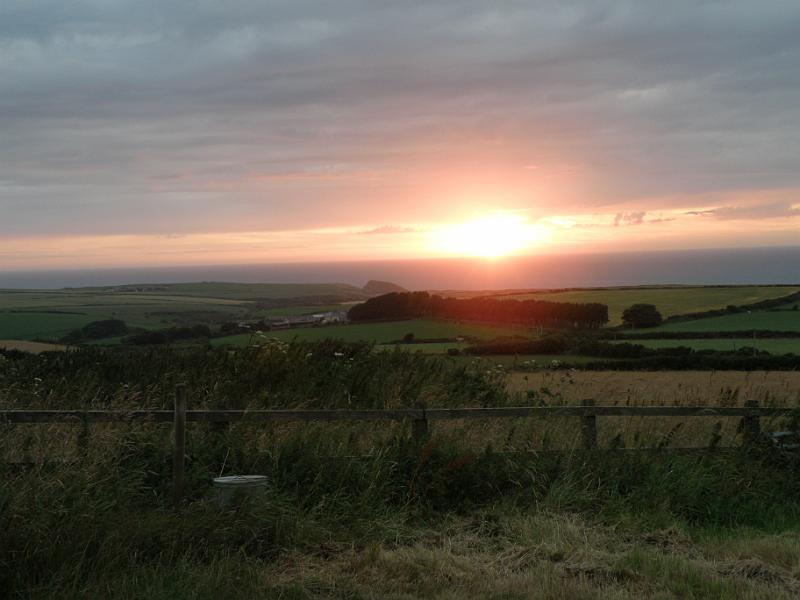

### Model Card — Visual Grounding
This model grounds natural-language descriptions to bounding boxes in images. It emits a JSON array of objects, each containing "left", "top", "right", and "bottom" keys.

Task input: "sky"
[{"left": 1, "top": 0, "right": 799, "bottom": 270}]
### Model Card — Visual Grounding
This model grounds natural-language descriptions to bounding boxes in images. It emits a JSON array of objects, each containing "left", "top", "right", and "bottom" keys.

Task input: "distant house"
[{"left": 311, "top": 311, "right": 348, "bottom": 324}]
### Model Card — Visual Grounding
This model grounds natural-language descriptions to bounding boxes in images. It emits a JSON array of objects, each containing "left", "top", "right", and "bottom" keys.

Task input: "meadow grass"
[{"left": 2, "top": 344, "right": 800, "bottom": 598}]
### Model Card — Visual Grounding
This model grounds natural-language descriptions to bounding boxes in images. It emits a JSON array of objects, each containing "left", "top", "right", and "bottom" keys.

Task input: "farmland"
[
  {"left": 492, "top": 285, "right": 799, "bottom": 325},
  {"left": 0, "top": 283, "right": 368, "bottom": 342},
  {"left": 642, "top": 308, "right": 800, "bottom": 333},
  {"left": 0, "top": 290, "right": 249, "bottom": 339},
  {"left": 212, "top": 318, "right": 531, "bottom": 348}
]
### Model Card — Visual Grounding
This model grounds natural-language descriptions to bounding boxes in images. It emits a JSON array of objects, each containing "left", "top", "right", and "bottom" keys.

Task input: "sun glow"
[{"left": 430, "top": 213, "right": 547, "bottom": 259}]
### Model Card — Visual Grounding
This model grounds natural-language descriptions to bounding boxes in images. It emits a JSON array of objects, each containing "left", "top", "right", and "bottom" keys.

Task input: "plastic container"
[{"left": 212, "top": 475, "right": 268, "bottom": 507}]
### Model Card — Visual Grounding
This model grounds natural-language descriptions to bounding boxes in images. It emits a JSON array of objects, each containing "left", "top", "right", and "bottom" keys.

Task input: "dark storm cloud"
[{"left": 2, "top": 1, "right": 800, "bottom": 236}]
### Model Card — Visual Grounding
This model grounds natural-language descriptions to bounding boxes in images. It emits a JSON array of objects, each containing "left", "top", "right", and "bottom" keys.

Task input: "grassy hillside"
[
  {"left": 212, "top": 319, "right": 532, "bottom": 347},
  {"left": 646, "top": 309, "right": 800, "bottom": 333},
  {"left": 497, "top": 286, "right": 799, "bottom": 325},
  {"left": 0, "top": 283, "right": 366, "bottom": 341}
]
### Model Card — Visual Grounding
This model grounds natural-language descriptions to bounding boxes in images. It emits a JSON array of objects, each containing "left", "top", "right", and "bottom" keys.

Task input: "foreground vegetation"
[{"left": 2, "top": 344, "right": 800, "bottom": 598}]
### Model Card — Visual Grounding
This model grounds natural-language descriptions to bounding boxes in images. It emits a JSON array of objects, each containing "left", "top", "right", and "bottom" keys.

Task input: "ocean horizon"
[{"left": 1, "top": 245, "right": 799, "bottom": 291}]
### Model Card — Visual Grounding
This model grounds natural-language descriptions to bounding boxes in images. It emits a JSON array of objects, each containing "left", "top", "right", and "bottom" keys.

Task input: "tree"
[{"left": 621, "top": 303, "right": 663, "bottom": 328}]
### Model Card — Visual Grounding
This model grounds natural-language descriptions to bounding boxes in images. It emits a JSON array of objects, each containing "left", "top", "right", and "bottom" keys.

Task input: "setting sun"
[{"left": 429, "top": 213, "right": 547, "bottom": 259}]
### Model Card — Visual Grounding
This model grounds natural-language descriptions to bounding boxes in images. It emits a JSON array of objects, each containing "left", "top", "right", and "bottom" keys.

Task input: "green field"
[
  {"left": 250, "top": 303, "right": 348, "bottom": 318},
  {"left": 0, "top": 289, "right": 251, "bottom": 339},
  {"left": 613, "top": 337, "right": 800, "bottom": 355},
  {"left": 643, "top": 309, "right": 800, "bottom": 333},
  {"left": 212, "top": 319, "right": 532, "bottom": 347},
  {"left": 498, "top": 286, "right": 798, "bottom": 325},
  {"left": 377, "top": 341, "right": 465, "bottom": 353},
  {"left": 0, "top": 312, "right": 102, "bottom": 341},
  {"left": 5, "top": 283, "right": 800, "bottom": 351},
  {"left": 0, "top": 283, "right": 365, "bottom": 341}
]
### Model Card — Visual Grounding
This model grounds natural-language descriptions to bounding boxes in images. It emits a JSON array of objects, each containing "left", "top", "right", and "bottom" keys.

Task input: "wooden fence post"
[
  {"left": 742, "top": 400, "right": 761, "bottom": 446},
  {"left": 173, "top": 384, "right": 187, "bottom": 508},
  {"left": 77, "top": 413, "right": 89, "bottom": 459},
  {"left": 581, "top": 399, "right": 597, "bottom": 450},
  {"left": 412, "top": 401, "right": 429, "bottom": 443}
]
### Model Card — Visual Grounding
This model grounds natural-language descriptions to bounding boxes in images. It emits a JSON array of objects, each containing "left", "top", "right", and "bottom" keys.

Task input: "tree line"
[{"left": 348, "top": 292, "right": 609, "bottom": 328}]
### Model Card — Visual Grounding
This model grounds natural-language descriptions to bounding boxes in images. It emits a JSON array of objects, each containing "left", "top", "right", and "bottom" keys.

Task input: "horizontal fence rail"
[
  {"left": 1, "top": 406, "right": 798, "bottom": 423},
  {"left": 2, "top": 386, "right": 798, "bottom": 508}
]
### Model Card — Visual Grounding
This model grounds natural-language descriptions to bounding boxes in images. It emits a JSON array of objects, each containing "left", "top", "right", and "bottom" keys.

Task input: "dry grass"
[
  {"left": 251, "top": 511, "right": 800, "bottom": 599},
  {"left": 0, "top": 339, "right": 67, "bottom": 353},
  {"left": 6, "top": 370, "right": 800, "bottom": 463},
  {"left": 504, "top": 370, "right": 800, "bottom": 449},
  {"left": 507, "top": 370, "right": 800, "bottom": 407}
]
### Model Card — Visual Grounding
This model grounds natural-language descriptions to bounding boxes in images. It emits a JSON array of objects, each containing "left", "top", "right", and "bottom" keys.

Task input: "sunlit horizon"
[{"left": 2, "top": 2, "right": 799, "bottom": 272}]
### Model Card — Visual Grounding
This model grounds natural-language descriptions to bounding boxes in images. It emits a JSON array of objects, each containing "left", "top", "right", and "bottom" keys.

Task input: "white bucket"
[{"left": 212, "top": 475, "right": 268, "bottom": 507}]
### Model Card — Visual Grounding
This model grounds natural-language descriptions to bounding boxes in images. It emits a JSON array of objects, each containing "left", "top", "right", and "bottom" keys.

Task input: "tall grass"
[{"left": 2, "top": 343, "right": 800, "bottom": 597}]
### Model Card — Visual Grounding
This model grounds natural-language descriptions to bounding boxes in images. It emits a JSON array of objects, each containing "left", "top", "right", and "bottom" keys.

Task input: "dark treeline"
[
  {"left": 582, "top": 353, "right": 800, "bottom": 371},
  {"left": 465, "top": 335, "right": 800, "bottom": 370},
  {"left": 59, "top": 319, "right": 129, "bottom": 343},
  {"left": 603, "top": 330, "right": 800, "bottom": 340},
  {"left": 348, "top": 292, "right": 608, "bottom": 328},
  {"left": 123, "top": 324, "right": 212, "bottom": 345}
]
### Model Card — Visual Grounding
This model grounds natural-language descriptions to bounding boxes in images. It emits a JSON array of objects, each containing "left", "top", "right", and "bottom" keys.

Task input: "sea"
[{"left": 0, "top": 246, "right": 798, "bottom": 291}]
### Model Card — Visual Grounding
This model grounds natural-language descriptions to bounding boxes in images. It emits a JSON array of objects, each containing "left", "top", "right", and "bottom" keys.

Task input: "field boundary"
[
  {"left": 3, "top": 385, "right": 798, "bottom": 506},
  {"left": 3, "top": 405, "right": 797, "bottom": 423}
]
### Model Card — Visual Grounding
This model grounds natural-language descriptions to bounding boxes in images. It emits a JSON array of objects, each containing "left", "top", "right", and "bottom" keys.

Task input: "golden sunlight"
[{"left": 429, "top": 213, "right": 547, "bottom": 259}]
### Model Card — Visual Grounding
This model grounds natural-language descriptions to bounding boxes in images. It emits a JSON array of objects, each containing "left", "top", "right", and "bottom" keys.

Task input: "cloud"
[
  {"left": 1, "top": 0, "right": 800, "bottom": 250},
  {"left": 358, "top": 225, "right": 417, "bottom": 235},
  {"left": 613, "top": 211, "right": 646, "bottom": 226},
  {"left": 686, "top": 200, "right": 800, "bottom": 220}
]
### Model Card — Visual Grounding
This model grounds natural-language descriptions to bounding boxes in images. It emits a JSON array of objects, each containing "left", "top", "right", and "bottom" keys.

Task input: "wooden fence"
[{"left": 2, "top": 384, "right": 797, "bottom": 506}]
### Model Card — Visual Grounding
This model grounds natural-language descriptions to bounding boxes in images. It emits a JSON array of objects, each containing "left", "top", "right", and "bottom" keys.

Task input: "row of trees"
[{"left": 348, "top": 292, "right": 609, "bottom": 328}]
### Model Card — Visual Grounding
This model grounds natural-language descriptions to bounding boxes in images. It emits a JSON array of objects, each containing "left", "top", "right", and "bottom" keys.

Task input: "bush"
[
  {"left": 621, "top": 304, "right": 663, "bottom": 328},
  {"left": 60, "top": 319, "right": 129, "bottom": 343}
]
